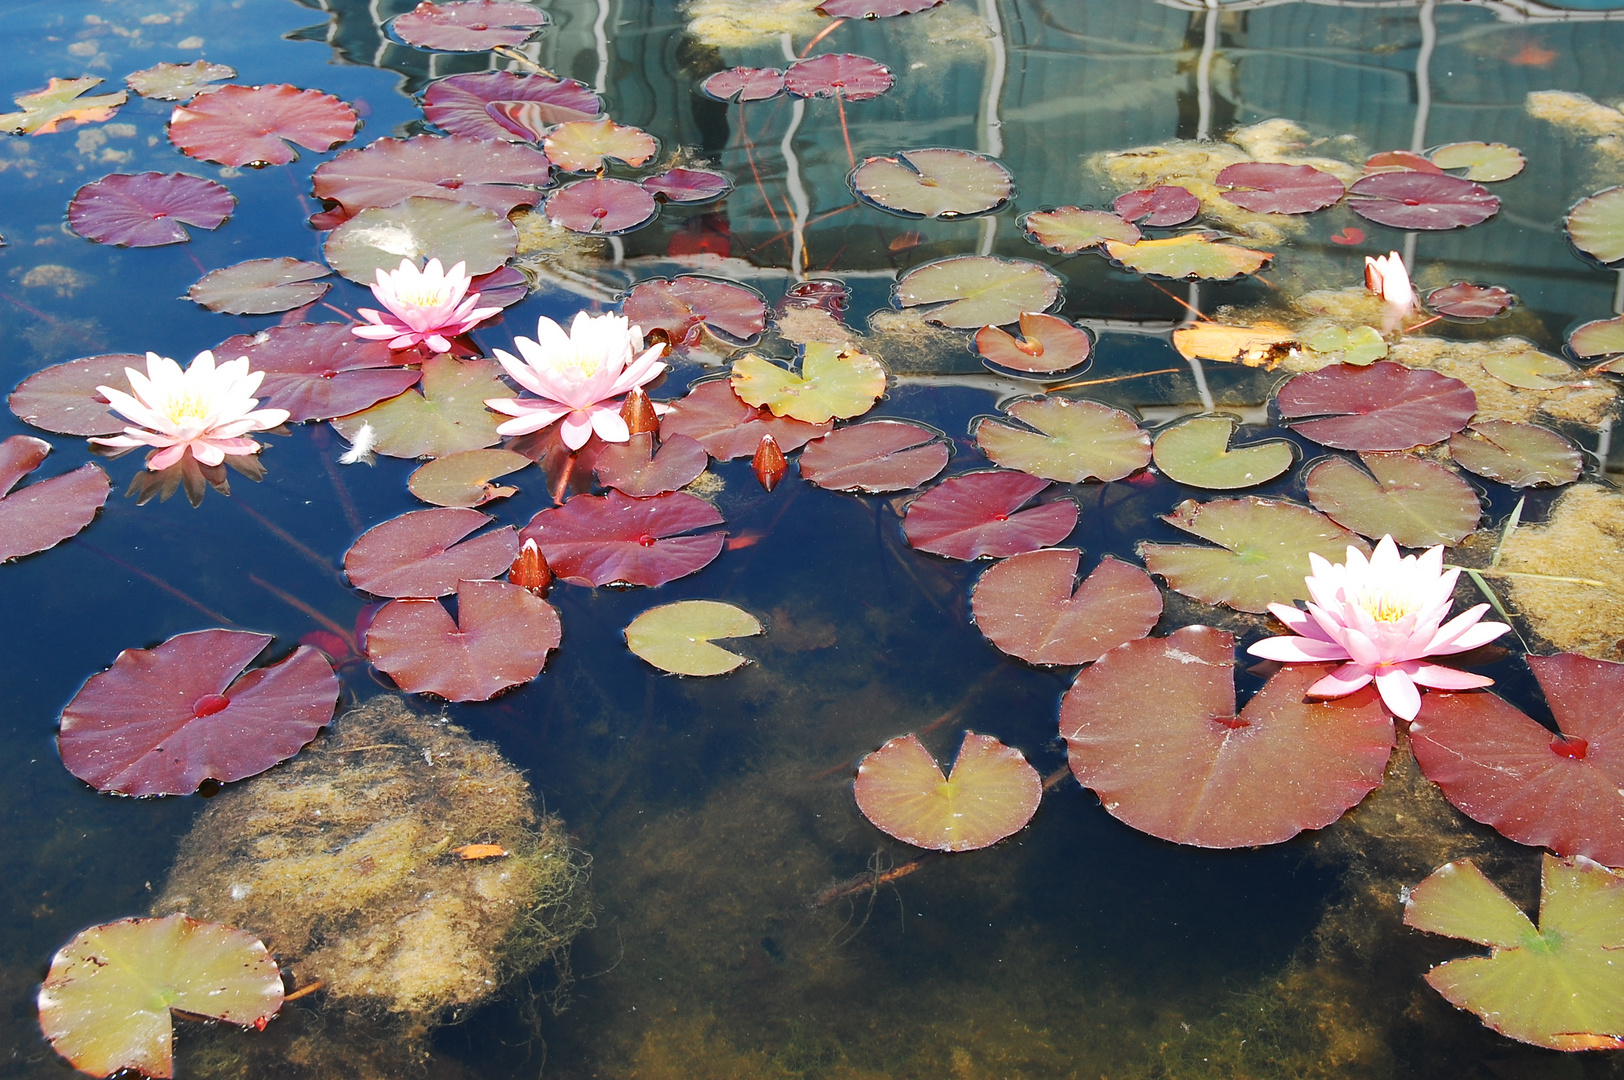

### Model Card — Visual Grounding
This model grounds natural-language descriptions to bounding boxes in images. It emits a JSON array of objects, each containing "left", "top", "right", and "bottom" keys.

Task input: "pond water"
[{"left": 5, "top": 0, "right": 1624, "bottom": 1077}]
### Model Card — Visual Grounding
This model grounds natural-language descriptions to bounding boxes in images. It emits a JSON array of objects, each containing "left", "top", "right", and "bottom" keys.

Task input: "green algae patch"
[
  {"left": 154, "top": 695, "right": 590, "bottom": 1020},
  {"left": 1496, "top": 485, "right": 1624, "bottom": 660}
]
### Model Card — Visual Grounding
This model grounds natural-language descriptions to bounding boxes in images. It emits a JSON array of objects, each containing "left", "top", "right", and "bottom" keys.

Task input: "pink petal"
[
  {"left": 1308, "top": 663, "right": 1374, "bottom": 697},
  {"left": 148, "top": 443, "right": 188, "bottom": 470},
  {"left": 590, "top": 405, "right": 631, "bottom": 444},
  {"left": 559, "top": 411, "right": 595, "bottom": 451},
  {"left": 1373, "top": 667, "right": 1422, "bottom": 721},
  {"left": 1247, "top": 635, "right": 1350, "bottom": 663},
  {"left": 1267, "top": 603, "right": 1335, "bottom": 641},
  {"left": 1406, "top": 662, "right": 1495, "bottom": 691}
]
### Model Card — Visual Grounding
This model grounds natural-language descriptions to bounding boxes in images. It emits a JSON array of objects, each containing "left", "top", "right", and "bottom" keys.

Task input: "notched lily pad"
[
  {"left": 366, "top": 580, "right": 560, "bottom": 702},
  {"left": 850, "top": 148, "right": 1013, "bottom": 219},
  {"left": 894, "top": 256, "right": 1062, "bottom": 329},
  {"left": 1152, "top": 415, "right": 1294, "bottom": 490},
  {"left": 1569, "top": 316, "right": 1624, "bottom": 363},
  {"left": 974, "top": 313, "right": 1093, "bottom": 377},
  {"left": 68, "top": 172, "right": 234, "bottom": 247},
  {"left": 797, "top": 419, "right": 949, "bottom": 493},
  {"left": 1304, "top": 325, "right": 1388, "bottom": 367},
  {"left": 902, "top": 470, "right": 1077, "bottom": 561},
  {"left": 1214, "top": 162, "right": 1344, "bottom": 214},
  {"left": 1275, "top": 361, "right": 1476, "bottom": 451},
  {"left": 699, "top": 67, "right": 784, "bottom": 103},
  {"left": 854, "top": 732, "right": 1041, "bottom": 852},
  {"left": 520, "top": 489, "right": 727, "bottom": 588},
  {"left": 391, "top": 0, "right": 547, "bottom": 51},
  {"left": 974, "top": 397, "right": 1150, "bottom": 484},
  {"left": 187, "top": 258, "right": 331, "bottom": 315},
  {"left": 1347, "top": 172, "right": 1500, "bottom": 230},
  {"left": 1018, "top": 206, "right": 1139, "bottom": 254},
  {"left": 783, "top": 54, "right": 893, "bottom": 101},
  {"left": 971, "top": 550, "right": 1161, "bottom": 666},
  {"left": 544, "top": 177, "right": 658, "bottom": 235},
  {"left": 1304, "top": 452, "right": 1480, "bottom": 547},
  {"left": 125, "top": 60, "right": 235, "bottom": 102},
  {"left": 344, "top": 507, "right": 519, "bottom": 598},
  {"left": 621, "top": 276, "right": 766, "bottom": 346},
  {"left": 544, "top": 118, "right": 659, "bottom": 172},
  {"left": 1113, "top": 185, "right": 1200, "bottom": 227},
  {"left": 0, "top": 436, "right": 109, "bottom": 562},
  {"left": 1427, "top": 282, "right": 1515, "bottom": 320},
  {"left": 408, "top": 448, "right": 531, "bottom": 507},
  {"left": 593, "top": 432, "right": 709, "bottom": 497},
  {"left": 421, "top": 71, "right": 600, "bottom": 142},
  {"left": 214, "top": 322, "right": 422, "bottom": 423},
  {"left": 659, "top": 378, "right": 829, "bottom": 459},
  {"left": 325, "top": 196, "right": 518, "bottom": 284},
  {"left": 730, "top": 342, "right": 886, "bottom": 425},
  {"left": 625, "top": 600, "right": 762, "bottom": 676},
  {"left": 1449, "top": 420, "right": 1584, "bottom": 489},
  {"left": 311, "top": 134, "right": 553, "bottom": 227},
  {"left": 0, "top": 77, "right": 124, "bottom": 136},
  {"left": 1429, "top": 141, "right": 1525, "bottom": 182},
  {"left": 330, "top": 354, "right": 504, "bottom": 460},
  {"left": 168, "top": 83, "right": 357, "bottom": 168}
]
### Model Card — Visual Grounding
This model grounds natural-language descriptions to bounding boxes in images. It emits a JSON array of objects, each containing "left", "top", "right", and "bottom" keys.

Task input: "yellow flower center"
[
  {"left": 161, "top": 390, "right": 214, "bottom": 426},
  {"left": 398, "top": 282, "right": 451, "bottom": 307},
  {"left": 1353, "top": 588, "right": 1420, "bottom": 623},
  {"left": 551, "top": 351, "right": 600, "bottom": 380}
]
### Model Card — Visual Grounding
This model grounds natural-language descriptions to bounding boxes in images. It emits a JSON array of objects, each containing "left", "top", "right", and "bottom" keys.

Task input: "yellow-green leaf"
[
  {"left": 625, "top": 600, "right": 762, "bottom": 676},
  {"left": 0, "top": 76, "right": 125, "bottom": 136},
  {"left": 730, "top": 342, "right": 886, "bottom": 425},
  {"left": 1103, "top": 233, "right": 1272, "bottom": 281}
]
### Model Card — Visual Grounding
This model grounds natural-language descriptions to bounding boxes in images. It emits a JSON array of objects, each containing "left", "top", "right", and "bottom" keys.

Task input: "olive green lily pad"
[
  {"left": 1152, "top": 415, "right": 1294, "bottom": 490},
  {"left": 1103, "top": 232, "right": 1272, "bottom": 281},
  {"left": 1404, "top": 854, "right": 1624, "bottom": 1051},
  {"left": 407, "top": 448, "right": 531, "bottom": 506},
  {"left": 624, "top": 599, "right": 762, "bottom": 676},
  {"left": 850, "top": 148, "right": 1013, "bottom": 219},
  {"left": 1569, "top": 316, "right": 1624, "bottom": 363},
  {"left": 1304, "top": 452, "right": 1481, "bottom": 546},
  {"left": 1019, "top": 206, "right": 1139, "bottom": 254},
  {"left": 187, "top": 257, "right": 331, "bottom": 315},
  {"left": 1138, "top": 497, "right": 1368, "bottom": 613},
  {"left": 323, "top": 195, "right": 518, "bottom": 284},
  {"left": 1481, "top": 348, "right": 1578, "bottom": 390},
  {"left": 1448, "top": 421, "right": 1584, "bottom": 489},
  {"left": 1304, "top": 325, "right": 1387, "bottom": 367},
  {"left": 975, "top": 397, "right": 1150, "bottom": 483},
  {"left": 730, "top": 342, "right": 886, "bottom": 425},
  {"left": 331, "top": 354, "right": 503, "bottom": 459},
  {"left": 1429, "top": 141, "right": 1525, "bottom": 182},
  {"left": 894, "top": 256, "right": 1062, "bottom": 329},
  {"left": 124, "top": 60, "right": 236, "bottom": 102},
  {"left": 1567, "top": 186, "right": 1624, "bottom": 266},
  {"left": 38, "top": 914, "right": 284, "bottom": 1079},
  {"left": 854, "top": 731, "right": 1041, "bottom": 852}
]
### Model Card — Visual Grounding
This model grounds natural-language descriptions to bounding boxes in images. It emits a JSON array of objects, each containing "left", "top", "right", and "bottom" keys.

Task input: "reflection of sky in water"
[{"left": 0, "top": 0, "right": 1622, "bottom": 1076}]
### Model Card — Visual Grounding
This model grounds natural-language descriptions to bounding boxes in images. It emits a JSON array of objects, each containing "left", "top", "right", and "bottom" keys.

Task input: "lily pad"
[
  {"left": 344, "top": 507, "right": 518, "bottom": 598},
  {"left": 68, "top": 172, "right": 234, "bottom": 247},
  {"left": 971, "top": 550, "right": 1161, "bottom": 666},
  {"left": 621, "top": 276, "right": 766, "bottom": 346},
  {"left": 1568, "top": 187, "right": 1624, "bottom": 266},
  {"left": 974, "top": 397, "right": 1150, "bottom": 483},
  {"left": 408, "top": 448, "right": 531, "bottom": 507},
  {"left": 1275, "top": 361, "right": 1477, "bottom": 451},
  {"left": 894, "top": 256, "right": 1062, "bottom": 329},
  {"left": 1112, "top": 185, "right": 1200, "bottom": 227},
  {"left": 783, "top": 53, "right": 893, "bottom": 101},
  {"left": 213, "top": 322, "right": 422, "bottom": 423},
  {"left": 854, "top": 732, "right": 1041, "bottom": 852},
  {"left": 0, "top": 436, "right": 109, "bottom": 562},
  {"left": 1018, "top": 206, "right": 1140, "bottom": 254},
  {"left": 659, "top": 378, "right": 829, "bottom": 459},
  {"left": 1346, "top": 172, "right": 1500, "bottom": 230},
  {"left": 187, "top": 258, "right": 331, "bottom": 315},
  {"left": 324, "top": 196, "right": 519, "bottom": 284},
  {"left": 391, "top": 0, "right": 547, "bottom": 51},
  {"left": 1138, "top": 496, "right": 1367, "bottom": 613},
  {"left": 168, "top": 83, "right": 357, "bottom": 167},
  {"left": 1304, "top": 452, "right": 1480, "bottom": 546},
  {"left": 1481, "top": 349, "right": 1577, "bottom": 391},
  {"left": 797, "top": 419, "right": 949, "bottom": 493},
  {"left": 1569, "top": 316, "right": 1624, "bottom": 362},
  {"left": 9, "top": 353, "right": 144, "bottom": 436},
  {"left": 624, "top": 600, "right": 762, "bottom": 676},
  {"left": 850, "top": 148, "right": 1013, "bottom": 219},
  {"left": 1405, "top": 854, "right": 1624, "bottom": 1051},
  {"left": 1214, "top": 162, "right": 1345, "bottom": 214},
  {"left": 593, "top": 432, "right": 709, "bottom": 497},
  {"left": 1304, "top": 325, "right": 1388, "bottom": 366},
  {"left": 1365, "top": 149, "right": 1441, "bottom": 173},
  {"left": 974, "top": 313, "right": 1094, "bottom": 377},
  {"left": 330, "top": 354, "right": 504, "bottom": 459},
  {"left": 125, "top": 60, "right": 235, "bottom": 102},
  {"left": 520, "top": 489, "right": 726, "bottom": 588},
  {"left": 1060, "top": 627, "right": 1394, "bottom": 847},
  {"left": 699, "top": 67, "right": 785, "bottom": 103},
  {"left": 1425, "top": 282, "right": 1514, "bottom": 320},
  {"left": 1428, "top": 141, "right": 1526, "bottom": 182},
  {"left": 815, "top": 0, "right": 946, "bottom": 15},
  {"left": 903, "top": 470, "right": 1077, "bottom": 561},
  {"left": 311, "top": 135, "right": 553, "bottom": 226},
  {"left": 730, "top": 343, "right": 886, "bottom": 425},
  {"left": 58, "top": 629, "right": 339, "bottom": 797},
  {"left": 38, "top": 914, "right": 283, "bottom": 1080},
  {"left": 1448, "top": 421, "right": 1584, "bottom": 488},
  {"left": 421, "top": 71, "right": 601, "bottom": 142},
  {"left": 1102, "top": 233, "right": 1273, "bottom": 281},
  {"left": 544, "top": 118, "right": 659, "bottom": 172},
  {"left": 1152, "top": 415, "right": 1294, "bottom": 490},
  {"left": 642, "top": 168, "right": 733, "bottom": 204},
  {"left": 366, "top": 580, "right": 560, "bottom": 702},
  {"left": 1172, "top": 322, "right": 1297, "bottom": 366},
  {"left": 0, "top": 76, "right": 124, "bottom": 136},
  {"left": 545, "top": 177, "right": 659, "bottom": 235}
]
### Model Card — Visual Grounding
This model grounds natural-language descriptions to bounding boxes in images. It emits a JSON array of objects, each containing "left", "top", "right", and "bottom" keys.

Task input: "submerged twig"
[{"left": 812, "top": 849, "right": 940, "bottom": 911}]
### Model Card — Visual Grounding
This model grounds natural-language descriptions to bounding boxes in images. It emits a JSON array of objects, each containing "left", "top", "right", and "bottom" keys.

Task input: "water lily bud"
[
  {"left": 508, "top": 537, "right": 552, "bottom": 595},
  {"left": 620, "top": 386, "right": 660, "bottom": 436},
  {"left": 752, "top": 434, "right": 787, "bottom": 492}
]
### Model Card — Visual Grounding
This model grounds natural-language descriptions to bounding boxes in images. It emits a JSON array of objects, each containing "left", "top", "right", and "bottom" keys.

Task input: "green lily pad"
[
  {"left": 1019, "top": 206, "right": 1140, "bottom": 254},
  {"left": 624, "top": 600, "right": 762, "bottom": 676},
  {"left": 729, "top": 342, "right": 886, "bottom": 425},
  {"left": 1304, "top": 452, "right": 1481, "bottom": 547},
  {"left": 1568, "top": 186, "right": 1624, "bottom": 266},
  {"left": 331, "top": 354, "right": 503, "bottom": 459},
  {"left": 407, "top": 448, "right": 531, "bottom": 507},
  {"left": 1102, "top": 233, "right": 1272, "bottom": 281},
  {"left": 1152, "top": 415, "right": 1294, "bottom": 490},
  {"left": 894, "top": 256, "right": 1062, "bottom": 329},
  {"left": 543, "top": 117, "right": 659, "bottom": 172},
  {"left": 1429, "top": 141, "right": 1526, "bottom": 182},
  {"left": 1138, "top": 497, "right": 1368, "bottom": 613},
  {"left": 124, "top": 60, "right": 235, "bottom": 102},
  {"left": 38, "top": 914, "right": 283, "bottom": 1079},
  {"left": 854, "top": 731, "right": 1042, "bottom": 852},
  {"left": 1404, "top": 854, "right": 1624, "bottom": 1051},
  {"left": 323, "top": 195, "right": 518, "bottom": 284},
  {"left": 851, "top": 148, "right": 1013, "bottom": 219},
  {"left": 1569, "top": 316, "right": 1624, "bottom": 362},
  {"left": 1304, "top": 325, "right": 1387, "bottom": 367},
  {"left": 1448, "top": 420, "right": 1584, "bottom": 489},
  {"left": 974, "top": 397, "right": 1150, "bottom": 484},
  {"left": 1481, "top": 348, "right": 1578, "bottom": 390},
  {"left": 187, "top": 257, "right": 331, "bottom": 315}
]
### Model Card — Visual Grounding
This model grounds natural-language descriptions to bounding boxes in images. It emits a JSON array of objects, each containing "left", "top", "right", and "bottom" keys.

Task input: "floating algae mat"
[{"left": 153, "top": 696, "right": 590, "bottom": 1020}]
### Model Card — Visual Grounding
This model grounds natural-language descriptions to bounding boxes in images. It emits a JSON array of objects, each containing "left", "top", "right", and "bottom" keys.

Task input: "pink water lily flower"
[
  {"left": 1247, "top": 536, "right": 1510, "bottom": 721},
  {"left": 351, "top": 257, "right": 501, "bottom": 353},
  {"left": 485, "top": 311, "right": 667, "bottom": 451},
  {"left": 91, "top": 350, "right": 291, "bottom": 471},
  {"left": 1364, "top": 250, "right": 1415, "bottom": 334}
]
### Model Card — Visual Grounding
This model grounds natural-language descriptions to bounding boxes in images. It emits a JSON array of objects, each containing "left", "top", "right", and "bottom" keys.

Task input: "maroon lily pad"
[
  {"left": 58, "top": 629, "right": 340, "bottom": 797},
  {"left": 1411, "top": 654, "right": 1624, "bottom": 866},
  {"left": 1365, "top": 149, "right": 1441, "bottom": 174},
  {"left": 816, "top": 0, "right": 945, "bottom": 14},
  {"left": 392, "top": 0, "right": 547, "bottom": 51},
  {"left": 1426, "top": 282, "right": 1515, "bottom": 320},
  {"left": 213, "top": 323, "right": 422, "bottom": 423},
  {"left": 621, "top": 276, "right": 767, "bottom": 347},
  {"left": 168, "top": 84, "right": 358, "bottom": 168},
  {"left": 544, "top": 177, "right": 658, "bottom": 235},
  {"left": 780, "top": 279, "right": 850, "bottom": 318},
  {"left": 1060, "top": 626, "right": 1394, "bottom": 848},
  {"left": 1113, "top": 185, "right": 1200, "bottom": 227},
  {"left": 593, "top": 432, "right": 709, "bottom": 497},
  {"left": 421, "top": 71, "right": 600, "bottom": 142},
  {"left": 1215, "top": 162, "right": 1345, "bottom": 214},
  {"left": 68, "top": 172, "right": 234, "bottom": 247},
  {"left": 469, "top": 264, "right": 529, "bottom": 308},
  {"left": 658, "top": 378, "right": 830, "bottom": 459},
  {"left": 1346, "top": 172, "right": 1500, "bottom": 230},
  {"left": 1275, "top": 361, "right": 1477, "bottom": 451},
  {"left": 344, "top": 507, "right": 519, "bottom": 598},
  {"left": 366, "top": 580, "right": 560, "bottom": 702},
  {"left": 798, "top": 419, "right": 949, "bottom": 493},
  {"left": 0, "top": 436, "right": 109, "bottom": 562},
  {"left": 784, "top": 54, "right": 893, "bottom": 101},
  {"left": 10, "top": 353, "right": 144, "bottom": 436},
  {"left": 975, "top": 313, "right": 1094, "bottom": 376},
  {"left": 971, "top": 550, "right": 1161, "bottom": 666},
  {"left": 310, "top": 135, "right": 553, "bottom": 227},
  {"left": 699, "top": 67, "right": 785, "bottom": 103},
  {"left": 520, "top": 489, "right": 727, "bottom": 587},
  {"left": 642, "top": 168, "right": 733, "bottom": 204},
  {"left": 903, "top": 470, "right": 1078, "bottom": 561}
]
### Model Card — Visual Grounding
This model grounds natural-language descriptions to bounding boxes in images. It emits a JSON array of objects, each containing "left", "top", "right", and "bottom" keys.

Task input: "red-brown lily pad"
[
  {"left": 213, "top": 322, "right": 422, "bottom": 423},
  {"left": 1346, "top": 171, "right": 1500, "bottom": 230},
  {"left": 974, "top": 313, "right": 1094, "bottom": 377},
  {"left": 971, "top": 550, "right": 1161, "bottom": 666},
  {"left": 797, "top": 419, "right": 949, "bottom": 493},
  {"left": 545, "top": 177, "right": 658, "bottom": 235},
  {"left": 816, "top": 0, "right": 946, "bottom": 15},
  {"left": 1411, "top": 654, "right": 1624, "bottom": 866},
  {"left": 9, "top": 353, "right": 142, "bottom": 436},
  {"left": 58, "top": 629, "right": 339, "bottom": 797},
  {"left": 310, "top": 135, "right": 553, "bottom": 227},
  {"left": 0, "top": 436, "right": 109, "bottom": 562},
  {"left": 1304, "top": 452, "right": 1481, "bottom": 547},
  {"left": 903, "top": 470, "right": 1077, "bottom": 561},
  {"left": 1215, "top": 162, "right": 1345, "bottom": 214},
  {"left": 784, "top": 54, "right": 893, "bottom": 101},
  {"left": 1019, "top": 206, "right": 1140, "bottom": 254},
  {"left": 366, "top": 580, "right": 560, "bottom": 702},
  {"left": 391, "top": 0, "right": 547, "bottom": 51},
  {"left": 699, "top": 67, "right": 785, "bottom": 103},
  {"left": 421, "top": 71, "right": 600, "bottom": 142},
  {"left": 621, "top": 276, "right": 766, "bottom": 346},
  {"left": 520, "top": 489, "right": 726, "bottom": 587},
  {"left": 1060, "top": 627, "right": 1393, "bottom": 847},
  {"left": 1112, "top": 185, "right": 1200, "bottom": 227},
  {"left": 851, "top": 148, "right": 1013, "bottom": 219},
  {"left": 593, "top": 432, "right": 709, "bottom": 497},
  {"left": 168, "top": 84, "right": 357, "bottom": 167},
  {"left": 658, "top": 378, "right": 830, "bottom": 459},
  {"left": 187, "top": 258, "right": 331, "bottom": 316},
  {"left": 68, "top": 172, "right": 234, "bottom": 247},
  {"left": 642, "top": 168, "right": 733, "bottom": 204},
  {"left": 1426, "top": 282, "right": 1514, "bottom": 320},
  {"left": 1448, "top": 420, "right": 1584, "bottom": 489},
  {"left": 344, "top": 507, "right": 518, "bottom": 598},
  {"left": 1275, "top": 361, "right": 1477, "bottom": 451},
  {"left": 854, "top": 732, "right": 1041, "bottom": 852}
]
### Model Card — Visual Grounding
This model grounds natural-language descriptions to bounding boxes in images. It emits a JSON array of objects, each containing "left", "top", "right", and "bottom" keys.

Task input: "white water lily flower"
[
  {"left": 1364, "top": 250, "right": 1415, "bottom": 334},
  {"left": 91, "top": 350, "right": 290, "bottom": 471}
]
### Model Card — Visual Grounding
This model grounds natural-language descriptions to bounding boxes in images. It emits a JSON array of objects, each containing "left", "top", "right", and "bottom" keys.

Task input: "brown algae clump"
[
  {"left": 1496, "top": 484, "right": 1624, "bottom": 660},
  {"left": 155, "top": 695, "right": 591, "bottom": 1020}
]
